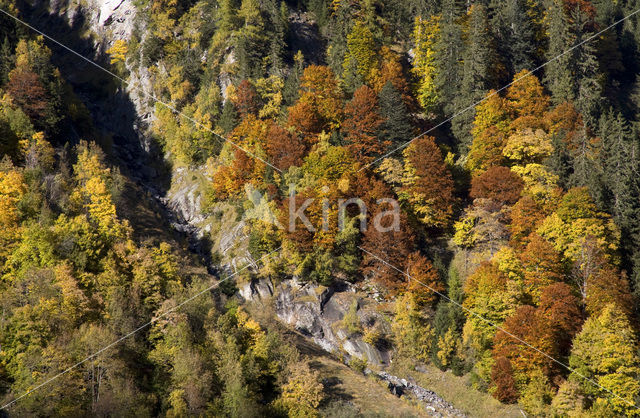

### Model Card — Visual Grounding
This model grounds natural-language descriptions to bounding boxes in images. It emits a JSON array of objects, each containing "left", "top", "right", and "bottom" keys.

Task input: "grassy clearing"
[{"left": 389, "top": 362, "right": 524, "bottom": 418}]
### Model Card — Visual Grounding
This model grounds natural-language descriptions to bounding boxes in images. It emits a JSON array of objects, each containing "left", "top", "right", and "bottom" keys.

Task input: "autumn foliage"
[
  {"left": 470, "top": 166, "right": 523, "bottom": 204},
  {"left": 401, "top": 136, "right": 456, "bottom": 228},
  {"left": 343, "top": 85, "right": 385, "bottom": 164},
  {"left": 6, "top": 70, "right": 49, "bottom": 121}
]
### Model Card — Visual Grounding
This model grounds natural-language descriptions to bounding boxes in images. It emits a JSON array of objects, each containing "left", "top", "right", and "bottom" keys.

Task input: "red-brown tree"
[
  {"left": 470, "top": 166, "right": 524, "bottom": 205},
  {"left": 264, "top": 122, "right": 305, "bottom": 171},
  {"left": 6, "top": 70, "right": 49, "bottom": 121},
  {"left": 342, "top": 85, "right": 385, "bottom": 164}
]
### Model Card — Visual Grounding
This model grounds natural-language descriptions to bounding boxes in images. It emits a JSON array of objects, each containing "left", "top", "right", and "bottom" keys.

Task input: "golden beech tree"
[
  {"left": 0, "top": 168, "right": 26, "bottom": 262},
  {"left": 538, "top": 187, "right": 619, "bottom": 263},
  {"left": 567, "top": 304, "right": 640, "bottom": 416},
  {"left": 400, "top": 136, "right": 456, "bottom": 229},
  {"left": 288, "top": 65, "right": 343, "bottom": 140},
  {"left": 505, "top": 70, "right": 549, "bottom": 131},
  {"left": 502, "top": 129, "right": 553, "bottom": 165},
  {"left": 342, "top": 85, "right": 385, "bottom": 164},
  {"left": 277, "top": 361, "right": 324, "bottom": 417},
  {"left": 467, "top": 91, "right": 512, "bottom": 174},
  {"left": 462, "top": 262, "right": 517, "bottom": 353},
  {"left": 375, "top": 46, "right": 413, "bottom": 109}
]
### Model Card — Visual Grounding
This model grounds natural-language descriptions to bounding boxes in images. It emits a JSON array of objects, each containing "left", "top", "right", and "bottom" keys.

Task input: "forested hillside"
[{"left": 1, "top": 0, "right": 640, "bottom": 416}]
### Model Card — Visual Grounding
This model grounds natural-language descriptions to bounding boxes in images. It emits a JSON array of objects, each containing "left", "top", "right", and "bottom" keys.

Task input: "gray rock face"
[
  {"left": 239, "top": 277, "right": 274, "bottom": 301},
  {"left": 243, "top": 277, "right": 391, "bottom": 366}
]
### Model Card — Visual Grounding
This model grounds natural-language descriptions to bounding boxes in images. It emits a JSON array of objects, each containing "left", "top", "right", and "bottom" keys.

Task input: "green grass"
[{"left": 389, "top": 362, "right": 524, "bottom": 418}]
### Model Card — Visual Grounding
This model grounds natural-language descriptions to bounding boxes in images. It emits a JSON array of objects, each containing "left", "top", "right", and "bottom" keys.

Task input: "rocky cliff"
[{"left": 240, "top": 277, "right": 391, "bottom": 367}]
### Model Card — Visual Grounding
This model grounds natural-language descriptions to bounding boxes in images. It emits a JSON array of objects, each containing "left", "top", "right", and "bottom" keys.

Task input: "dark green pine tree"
[
  {"left": 571, "top": 6, "right": 603, "bottom": 130},
  {"left": 544, "top": 0, "right": 575, "bottom": 104},
  {"left": 341, "top": 53, "right": 364, "bottom": 97},
  {"left": 546, "top": 132, "right": 572, "bottom": 189},
  {"left": 326, "top": 1, "right": 352, "bottom": 78},
  {"left": 218, "top": 99, "right": 238, "bottom": 134},
  {"left": 305, "top": 0, "right": 329, "bottom": 27},
  {"left": 434, "top": 0, "right": 464, "bottom": 116},
  {"left": 569, "top": 125, "right": 605, "bottom": 206},
  {"left": 430, "top": 266, "right": 465, "bottom": 375},
  {"left": 599, "top": 111, "right": 640, "bottom": 297},
  {"left": 0, "top": 37, "right": 13, "bottom": 85},
  {"left": 506, "top": 0, "right": 537, "bottom": 72},
  {"left": 283, "top": 51, "right": 304, "bottom": 107},
  {"left": 381, "top": 0, "right": 440, "bottom": 46},
  {"left": 591, "top": 0, "right": 625, "bottom": 106},
  {"left": 378, "top": 81, "right": 413, "bottom": 148},
  {"left": 600, "top": 111, "right": 637, "bottom": 227},
  {"left": 265, "top": 0, "right": 288, "bottom": 75},
  {"left": 451, "top": 3, "right": 491, "bottom": 153},
  {"left": 235, "top": 35, "right": 251, "bottom": 80}
]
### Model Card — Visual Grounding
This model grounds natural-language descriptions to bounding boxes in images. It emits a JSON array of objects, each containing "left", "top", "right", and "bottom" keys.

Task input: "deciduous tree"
[
  {"left": 567, "top": 304, "right": 640, "bottom": 416},
  {"left": 342, "top": 85, "right": 384, "bottom": 164},
  {"left": 400, "top": 136, "right": 456, "bottom": 228},
  {"left": 470, "top": 166, "right": 523, "bottom": 205}
]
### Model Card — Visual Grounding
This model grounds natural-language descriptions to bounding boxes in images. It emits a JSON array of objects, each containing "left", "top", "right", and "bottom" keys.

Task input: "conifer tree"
[
  {"left": 433, "top": 0, "right": 463, "bottom": 115},
  {"left": 452, "top": 3, "right": 491, "bottom": 152},
  {"left": 283, "top": 51, "right": 304, "bottom": 106},
  {"left": 219, "top": 99, "right": 238, "bottom": 134},
  {"left": 265, "top": 0, "right": 288, "bottom": 75},
  {"left": 572, "top": 6, "right": 603, "bottom": 130},
  {"left": 544, "top": 0, "right": 574, "bottom": 104},
  {"left": 0, "top": 36, "right": 13, "bottom": 84},
  {"left": 506, "top": 0, "right": 537, "bottom": 72},
  {"left": 378, "top": 81, "right": 413, "bottom": 149}
]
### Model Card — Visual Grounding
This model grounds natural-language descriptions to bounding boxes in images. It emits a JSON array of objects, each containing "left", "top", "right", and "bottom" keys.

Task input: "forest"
[{"left": 1, "top": 0, "right": 640, "bottom": 416}]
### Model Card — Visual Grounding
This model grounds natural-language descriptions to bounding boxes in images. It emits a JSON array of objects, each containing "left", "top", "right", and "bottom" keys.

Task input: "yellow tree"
[
  {"left": 411, "top": 15, "right": 440, "bottom": 114},
  {"left": 277, "top": 361, "right": 324, "bottom": 417},
  {"left": 506, "top": 70, "right": 549, "bottom": 130},
  {"left": 467, "top": 91, "right": 512, "bottom": 175},
  {"left": 106, "top": 40, "right": 128, "bottom": 65},
  {"left": 537, "top": 187, "right": 619, "bottom": 263},
  {"left": 502, "top": 128, "right": 553, "bottom": 165},
  {"left": 0, "top": 167, "right": 26, "bottom": 262},
  {"left": 567, "top": 304, "right": 640, "bottom": 416},
  {"left": 343, "top": 20, "right": 378, "bottom": 87}
]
